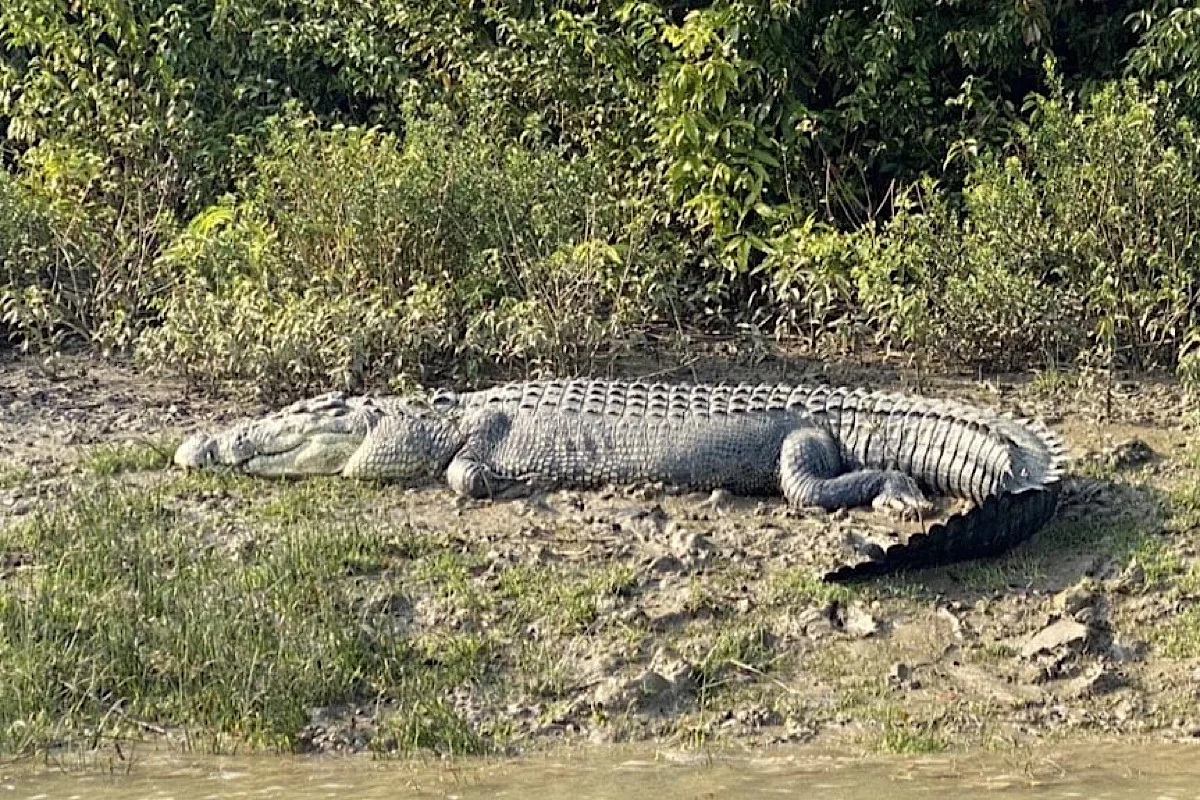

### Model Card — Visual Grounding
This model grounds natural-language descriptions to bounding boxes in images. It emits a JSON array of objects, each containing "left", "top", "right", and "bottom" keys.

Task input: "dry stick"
[
  {"left": 629, "top": 356, "right": 704, "bottom": 383},
  {"left": 727, "top": 659, "right": 802, "bottom": 696}
]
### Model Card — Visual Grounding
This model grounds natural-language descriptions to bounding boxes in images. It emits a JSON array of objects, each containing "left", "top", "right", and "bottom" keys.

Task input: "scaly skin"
[{"left": 175, "top": 380, "right": 1067, "bottom": 576}]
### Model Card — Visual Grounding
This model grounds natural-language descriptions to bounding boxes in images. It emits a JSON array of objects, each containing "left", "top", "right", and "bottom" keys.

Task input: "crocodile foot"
[{"left": 871, "top": 475, "right": 932, "bottom": 521}]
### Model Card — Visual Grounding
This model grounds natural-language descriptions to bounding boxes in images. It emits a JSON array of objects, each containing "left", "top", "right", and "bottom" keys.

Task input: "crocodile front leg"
[
  {"left": 443, "top": 409, "right": 541, "bottom": 500},
  {"left": 446, "top": 455, "right": 539, "bottom": 499},
  {"left": 779, "top": 424, "right": 930, "bottom": 516}
]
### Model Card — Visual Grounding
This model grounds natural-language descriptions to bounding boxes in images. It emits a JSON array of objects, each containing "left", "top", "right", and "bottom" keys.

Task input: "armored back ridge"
[{"left": 175, "top": 379, "right": 1067, "bottom": 578}]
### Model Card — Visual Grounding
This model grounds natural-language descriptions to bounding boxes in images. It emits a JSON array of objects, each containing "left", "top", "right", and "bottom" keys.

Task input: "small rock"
[
  {"left": 591, "top": 657, "right": 696, "bottom": 713},
  {"left": 652, "top": 656, "right": 697, "bottom": 696},
  {"left": 1063, "top": 663, "right": 1124, "bottom": 699},
  {"left": 5, "top": 498, "right": 32, "bottom": 516},
  {"left": 588, "top": 725, "right": 617, "bottom": 744},
  {"left": 619, "top": 504, "right": 670, "bottom": 537},
  {"left": 1107, "top": 638, "right": 1147, "bottom": 663},
  {"left": 518, "top": 496, "right": 557, "bottom": 517},
  {"left": 831, "top": 601, "right": 882, "bottom": 638},
  {"left": 936, "top": 605, "right": 966, "bottom": 639},
  {"left": 843, "top": 530, "right": 887, "bottom": 562},
  {"left": 1113, "top": 562, "right": 1146, "bottom": 593},
  {"left": 887, "top": 662, "right": 917, "bottom": 690},
  {"left": 671, "top": 529, "right": 714, "bottom": 558},
  {"left": 648, "top": 553, "right": 685, "bottom": 574},
  {"left": 698, "top": 488, "right": 735, "bottom": 512},
  {"left": 790, "top": 607, "right": 833, "bottom": 639},
  {"left": 1074, "top": 604, "right": 1105, "bottom": 628},
  {"left": 629, "top": 669, "right": 672, "bottom": 698},
  {"left": 1021, "top": 618, "right": 1091, "bottom": 659},
  {"left": 1105, "top": 438, "right": 1155, "bottom": 469},
  {"left": 1053, "top": 580, "right": 1100, "bottom": 617}
]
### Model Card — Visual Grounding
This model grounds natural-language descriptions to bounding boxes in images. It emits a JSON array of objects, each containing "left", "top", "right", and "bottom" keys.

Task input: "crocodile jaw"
[
  {"left": 174, "top": 429, "right": 367, "bottom": 476},
  {"left": 173, "top": 395, "right": 374, "bottom": 477},
  {"left": 172, "top": 393, "right": 464, "bottom": 480}
]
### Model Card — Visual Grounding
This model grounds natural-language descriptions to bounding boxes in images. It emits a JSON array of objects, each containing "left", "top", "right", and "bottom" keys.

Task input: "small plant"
[
  {"left": 1153, "top": 605, "right": 1200, "bottom": 659},
  {"left": 0, "top": 464, "right": 32, "bottom": 490},
  {"left": 373, "top": 694, "right": 485, "bottom": 757},
  {"left": 877, "top": 713, "right": 950, "bottom": 754},
  {"left": 79, "top": 441, "right": 172, "bottom": 476},
  {"left": 762, "top": 567, "right": 852, "bottom": 607},
  {"left": 697, "top": 625, "right": 777, "bottom": 691}
]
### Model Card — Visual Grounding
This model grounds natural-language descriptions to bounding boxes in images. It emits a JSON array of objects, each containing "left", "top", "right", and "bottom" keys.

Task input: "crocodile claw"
[{"left": 871, "top": 475, "right": 932, "bottom": 521}]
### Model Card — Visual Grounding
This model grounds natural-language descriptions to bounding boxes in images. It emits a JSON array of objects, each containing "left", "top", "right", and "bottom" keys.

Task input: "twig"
[{"left": 728, "top": 659, "right": 802, "bottom": 696}]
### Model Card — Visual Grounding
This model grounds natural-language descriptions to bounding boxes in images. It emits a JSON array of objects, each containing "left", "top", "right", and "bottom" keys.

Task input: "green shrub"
[
  {"left": 137, "top": 113, "right": 681, "bottom": 398},
  {"left": 0, "top": 144, "right": 179, "bottom": 352},
  {"left": 0, "top": 170, "right": 58, "bottom": 348},
  {"left": 765, "top": 73, "right": 1200, "bottom": 379},
  {"left": 851, "top": 176, "right": 1084, "bottom": 370}
]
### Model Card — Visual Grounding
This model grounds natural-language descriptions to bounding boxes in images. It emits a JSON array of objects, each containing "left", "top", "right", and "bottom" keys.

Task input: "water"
[{"left": 5, "top": 742, "right": 1200, "bottom": 799}]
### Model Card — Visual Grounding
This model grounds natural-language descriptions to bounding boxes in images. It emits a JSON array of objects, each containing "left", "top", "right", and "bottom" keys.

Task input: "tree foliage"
[{"left": 1, "top": 0, "right": 1198, "bottom": 389}]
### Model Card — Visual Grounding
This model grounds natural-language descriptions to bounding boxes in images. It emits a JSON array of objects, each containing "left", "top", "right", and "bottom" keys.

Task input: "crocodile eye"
[{"left": 430, "top": 390, "right": 458, "bottom": 410}]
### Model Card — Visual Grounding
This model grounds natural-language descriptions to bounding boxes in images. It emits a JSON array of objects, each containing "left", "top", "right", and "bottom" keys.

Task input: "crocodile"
[{"left": 174, "top": 379, "right": 1066, "bottom": 578}]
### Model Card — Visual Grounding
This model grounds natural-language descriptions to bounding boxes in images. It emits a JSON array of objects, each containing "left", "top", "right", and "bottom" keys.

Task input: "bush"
[
  {"left": 0, "top": 144, "right": 179, "bottom": 352},
  {"left": 947, "top": 75, "right": 1200, "bottom": 373},
  {"left": 849, "top": 177, "right": 1084, "bottom": 370},
  {"left": 763, "top": 72, "right": 1200, "bottom": 378},
  {"left": 0, "top": 170, "right": 58, "bottom": 349},
  {"left": 137, "top": 113, "right": 682, "bottom": 398}
]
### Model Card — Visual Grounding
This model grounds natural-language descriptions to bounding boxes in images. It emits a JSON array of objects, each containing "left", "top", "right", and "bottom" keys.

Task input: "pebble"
[{"left": 1021, "top": 618, "right": 1091, "bottom": 659}]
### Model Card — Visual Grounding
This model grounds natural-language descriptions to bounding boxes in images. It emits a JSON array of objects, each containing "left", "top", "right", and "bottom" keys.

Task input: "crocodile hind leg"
[{"left": 779, "top": 425, "right": 931, "bottom": 517}]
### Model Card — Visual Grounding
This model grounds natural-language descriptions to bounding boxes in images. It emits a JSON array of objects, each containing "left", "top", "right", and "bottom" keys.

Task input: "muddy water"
[{"left": 6, "top": 743, "right": 1200, "bottom": 800}]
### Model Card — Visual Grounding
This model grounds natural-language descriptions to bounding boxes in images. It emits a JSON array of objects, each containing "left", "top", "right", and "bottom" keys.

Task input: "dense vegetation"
[{"left": 2, "top": 1, "right": 1199, "bottom": 393}]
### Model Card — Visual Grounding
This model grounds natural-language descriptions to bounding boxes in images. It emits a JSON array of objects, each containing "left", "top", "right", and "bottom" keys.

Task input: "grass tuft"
[
  {"left": 80, "top": 441, "right": 172, "bottom": 476},
  {"left": 762, "top": 568, "right": 853, "bottom": 607},
  {"left": 877, "top": 717, "right": 951, "bottom": 754},
  {"left": 0, "top": 464, "right": 32, "bottom": 489}
]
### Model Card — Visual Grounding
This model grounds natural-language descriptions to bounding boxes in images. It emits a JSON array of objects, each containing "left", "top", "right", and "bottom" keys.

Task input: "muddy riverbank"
[{"left": 1, "top": 350, "right": 1198, "bottom": 757}]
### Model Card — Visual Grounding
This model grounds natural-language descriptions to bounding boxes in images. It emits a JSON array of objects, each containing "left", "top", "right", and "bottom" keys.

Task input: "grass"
[
  {"left": 1167, "top": 479, "right": 1200, "bottom": 534},
  {"left": 1183, "top": 441, "right": 1200, "bottom": 471},
  {"left": 696, "top": 625, "right": 778, "bottom": 691},
  {"left": 1029, "top": 366, "right": 1076, "bottom": 397},
  {"left": 0, "top": 481, "right": 487, "bottom": 756},
  {"left": 495, "top": 562, "right": 638, "bottom": 634},
  {"left": 877, "top": 715, "right": 950, "bottom": 754},
  {"left": 0, "top": 463, "right": 31, "bottom": 489},
  {"left": 1153, "top": 605, "right": 1200, "bottom": 658},
  {"left": 249, "top": 477, "right": 378, "bottom": 524},
  {"left": 373, "top": 694, "right": 484, "bottom": 756},
  {"left": 0, "top": 471, "right": 655, "bottom": 756},
  {"left": 762, "top": 568, "right": 854, "bottom": 607},
  {"left": 79, "top": 441, "right": 172, "bottom": 476},
  {"left": 5, "top": 404, "right": 1200, "bottom": 758}
]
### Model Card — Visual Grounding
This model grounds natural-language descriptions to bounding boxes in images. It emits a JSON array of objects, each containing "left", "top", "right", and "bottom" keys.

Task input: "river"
[{"left": 5, "top": 742, "right": 1200, "bottom": 799}]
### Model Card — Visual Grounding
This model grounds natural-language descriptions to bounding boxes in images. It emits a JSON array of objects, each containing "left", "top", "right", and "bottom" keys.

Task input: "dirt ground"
[{"left": 2, "top": 348, "right": 1199, "bottom": 755}]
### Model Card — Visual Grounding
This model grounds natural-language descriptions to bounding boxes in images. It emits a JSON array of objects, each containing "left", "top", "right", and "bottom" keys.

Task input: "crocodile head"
[{"left": 173, "top": 392, "right": 461, "bottom": 479}]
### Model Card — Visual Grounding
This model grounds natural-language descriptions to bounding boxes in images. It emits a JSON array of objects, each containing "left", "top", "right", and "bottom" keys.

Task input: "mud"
[{"left": 2, "top": 350, "right": 1199, "bottom": 755}]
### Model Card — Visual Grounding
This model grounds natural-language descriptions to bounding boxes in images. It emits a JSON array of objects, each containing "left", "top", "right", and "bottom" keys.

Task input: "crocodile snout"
[{"left": 174, "top": 432, "right": 218, "bottom": 469}]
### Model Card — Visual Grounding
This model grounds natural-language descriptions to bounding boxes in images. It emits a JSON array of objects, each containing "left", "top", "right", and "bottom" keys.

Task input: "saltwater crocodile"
[{"left": 174, "top": 379, "right": 1066, "bottom": 578}]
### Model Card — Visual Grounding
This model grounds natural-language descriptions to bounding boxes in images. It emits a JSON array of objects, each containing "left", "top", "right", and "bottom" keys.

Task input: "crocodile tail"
[{"left": 825, "top": 479, "right": 1063, "bottom": 580}]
